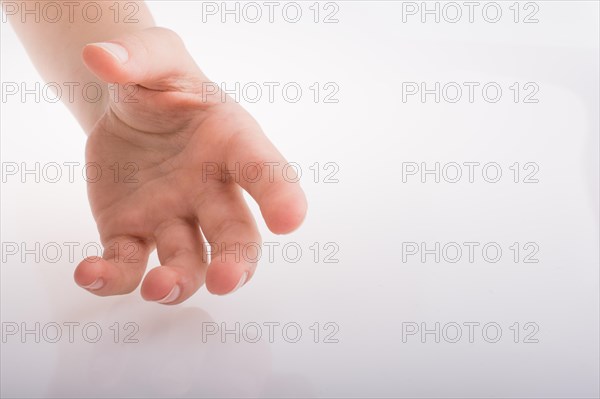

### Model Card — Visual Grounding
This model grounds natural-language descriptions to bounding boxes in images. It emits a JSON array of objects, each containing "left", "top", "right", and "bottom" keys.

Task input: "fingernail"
[
  {"left": 89, "top": 42, "right": 129, "bottom": 63},
  {"left": 157, "top": 285, "right": 181, "bottom": 304},
  {"left": 225, "top": 272, "right": 248, "bottom": 295},
  {"left": 81, "top": 278, "right": 104, "bottom": 290}
]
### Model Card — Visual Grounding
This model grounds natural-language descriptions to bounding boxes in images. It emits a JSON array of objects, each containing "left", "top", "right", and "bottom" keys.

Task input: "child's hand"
[{"left": 73, "top": 27, "right": 307, "bottom": 304}]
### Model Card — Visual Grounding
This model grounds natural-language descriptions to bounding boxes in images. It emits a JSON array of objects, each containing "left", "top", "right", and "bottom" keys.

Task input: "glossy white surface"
[{"left": 1, "top": 1, "right": 599, "bottom": 397}]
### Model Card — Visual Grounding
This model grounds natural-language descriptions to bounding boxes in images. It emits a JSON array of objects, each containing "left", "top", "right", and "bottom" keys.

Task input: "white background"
[{"left": 1, "top": 1, "right": 599, "bottom": 397}]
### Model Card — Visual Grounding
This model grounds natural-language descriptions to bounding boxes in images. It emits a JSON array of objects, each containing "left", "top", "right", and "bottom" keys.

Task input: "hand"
[{"left": 73, "top": 27, "right": 307, "bottom": 304}]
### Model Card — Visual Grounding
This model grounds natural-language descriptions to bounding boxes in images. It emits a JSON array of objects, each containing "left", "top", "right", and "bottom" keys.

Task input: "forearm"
[{"left": 4, "top": 0, "right": 155, "bottom": 132}]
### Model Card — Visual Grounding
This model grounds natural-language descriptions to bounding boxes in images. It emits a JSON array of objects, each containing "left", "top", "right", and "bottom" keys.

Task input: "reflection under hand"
[{"left": 47, "top": 298, "right": 278, "bottom": 398}]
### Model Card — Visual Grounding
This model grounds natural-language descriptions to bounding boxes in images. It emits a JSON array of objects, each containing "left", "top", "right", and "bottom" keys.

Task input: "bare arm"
[{"left": 4, "top": 0, "right": 155, "bottom": 131}]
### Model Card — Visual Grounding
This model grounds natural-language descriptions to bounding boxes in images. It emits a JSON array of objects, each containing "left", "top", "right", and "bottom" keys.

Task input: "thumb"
[{"left": 82, "top": 27, "right": 202, "bottom": 91}]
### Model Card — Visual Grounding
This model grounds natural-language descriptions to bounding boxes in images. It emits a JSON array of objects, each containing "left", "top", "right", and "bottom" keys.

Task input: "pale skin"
[{"left": 7, "top": 1, "right": 307, "bottom": 304}]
